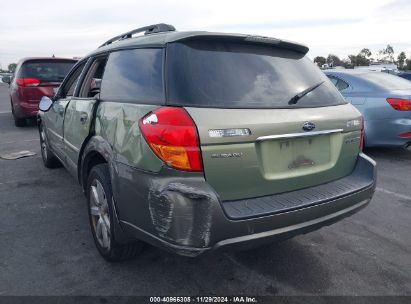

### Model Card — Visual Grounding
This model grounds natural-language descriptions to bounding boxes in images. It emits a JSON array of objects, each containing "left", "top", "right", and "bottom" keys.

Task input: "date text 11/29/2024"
[{"left": 149, "top": 296, "right": 258, "bottom": 303}]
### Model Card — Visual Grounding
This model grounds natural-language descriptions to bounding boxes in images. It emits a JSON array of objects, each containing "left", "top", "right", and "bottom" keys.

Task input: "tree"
[
  {"left": 348, "top": 55, "right": 358, "bottom": 66},
  {"left": 8, "top": 63, "right": 17, "bottom": 73},
  {"left": 347, "top": 54, "right": 370, "bottom": 67},
  {"left": 357, "top": 55, "right": 370, "bottom": 66},
  {"left": 397, "top": 52, "right": 407, "bottom": 70},
  {"left": 379, "top": 44, "right": 394, "bottom": 62},
  {"left": 359, "top": 48, "right": 372, "bottom": 58},
  {"left": 342, "top": 58, "right": 353, "bottom": 69},
  {"left": 313, "top": 56, "right": 327, "bottom": 67},
  {"left": 326, "top": 54, "right": 343, "bottom": 67}
]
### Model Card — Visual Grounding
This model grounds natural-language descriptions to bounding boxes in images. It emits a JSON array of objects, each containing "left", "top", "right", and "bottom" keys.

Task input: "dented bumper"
[{"left": 111, "top": 153, "right": 376, "bottom": 257}]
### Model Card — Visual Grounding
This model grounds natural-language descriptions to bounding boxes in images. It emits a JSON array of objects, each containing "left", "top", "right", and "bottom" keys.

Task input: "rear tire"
[
  {"left": 12, "top": 109, "right": 26, "bottom": 127},
  {"left": 87, "top": 163, "right": 143, "bottom": 262},
  {"left": 39, "top": 123, "right": 61, "bottom": 168}
]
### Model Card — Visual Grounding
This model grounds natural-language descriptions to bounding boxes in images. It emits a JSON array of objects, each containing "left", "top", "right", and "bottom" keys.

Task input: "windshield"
[
  {"left": 361, "top": 72, "right": 411, "bottom": 90},
  {"left": 19, "top": 60, "right": 76, "bottom": 83},
  {"left": 167, "top": 41, "right": 346, "bottom": 108}
]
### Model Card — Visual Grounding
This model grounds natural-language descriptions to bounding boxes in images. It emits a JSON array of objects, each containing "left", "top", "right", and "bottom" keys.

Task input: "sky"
[{"left": 0, "top": 0, "right": 410, "bottom": 69}]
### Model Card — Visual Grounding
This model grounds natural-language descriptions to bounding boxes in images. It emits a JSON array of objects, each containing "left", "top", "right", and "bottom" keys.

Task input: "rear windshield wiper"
[{"left": 288, "top": 81, "right": 325, "bottom": 105}]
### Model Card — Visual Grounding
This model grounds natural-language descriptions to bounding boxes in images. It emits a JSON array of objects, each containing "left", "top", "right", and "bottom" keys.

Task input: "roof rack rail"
[{"left": 99, "top": 23, "right": 176, "bottom": 48}]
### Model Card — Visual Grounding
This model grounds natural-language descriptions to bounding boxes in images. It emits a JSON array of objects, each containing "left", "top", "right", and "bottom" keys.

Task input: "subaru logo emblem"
[{"left": 302, "top": 122, "right": 315, "bottom": 132}]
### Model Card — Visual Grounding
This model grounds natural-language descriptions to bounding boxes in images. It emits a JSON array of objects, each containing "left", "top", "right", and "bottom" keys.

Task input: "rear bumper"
[
  {"left": 222, "top": 152, "right": 375, "bottom": 220},
  {"left": 113, "top": 153, "right": 376, "bottom": 257},
  {"left": 210, "top": 190, "right": 372, "bottom": 253},
  {"left": 13, "top": 101, "right": 38, "bottom": 118},
  {"left": 365, "top": 118, "right": 411, "bottom": 147}
]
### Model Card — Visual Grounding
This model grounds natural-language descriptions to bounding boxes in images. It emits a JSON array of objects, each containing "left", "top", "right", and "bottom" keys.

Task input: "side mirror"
[
  {"left": 39, "top": 96, "right": 53, "bottom": 112},
  {"left": 2, "top": 76, "right": 11, "bottom": 84}
]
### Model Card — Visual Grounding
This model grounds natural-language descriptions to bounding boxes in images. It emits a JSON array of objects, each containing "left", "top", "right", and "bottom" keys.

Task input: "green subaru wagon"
[{"left": 37, "top": 24, "right": 376, "bottom": 261}]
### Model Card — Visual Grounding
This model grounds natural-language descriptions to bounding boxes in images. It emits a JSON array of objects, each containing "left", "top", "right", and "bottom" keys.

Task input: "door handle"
[
  {"left": 80, "top": 112, "right": 88, "bottom": 124},
  {"left": 53, "top": 103, "right": 64, "bottom": 116},
  {"left": 58, "top": 106, "right": 65, "bottom": 116}
]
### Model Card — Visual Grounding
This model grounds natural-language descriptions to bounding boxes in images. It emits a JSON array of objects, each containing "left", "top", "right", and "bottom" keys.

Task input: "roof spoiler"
[
  {"left": 175, "top": 34, "right": 309, "bottom": 55},
  {"left": 244, "top": 36, "right": 309, "bottom": 54}
]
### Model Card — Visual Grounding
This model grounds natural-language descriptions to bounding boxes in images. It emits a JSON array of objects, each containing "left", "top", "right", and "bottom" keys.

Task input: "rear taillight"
[
  {"left": 386, "top": 98, "right": 411, "bottom": 111},
  {"left": 139, "top": 107, "right": 203, "bottom": 172},
  {"left": 16, "top": 78, "right": 40, "bottom": 87},
  {"left": 399, "top": 132, "right": 411, "bottom": 138},
  {"left": 360, "top": 117, "right": 364, "bottom": 150}
]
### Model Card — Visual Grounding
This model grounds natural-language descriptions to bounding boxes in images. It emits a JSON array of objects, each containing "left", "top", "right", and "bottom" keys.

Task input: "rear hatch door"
[
  {"left": 167, "top": 39, "right": 362, "bottom": 201},
  {"left": 186, "top": 106, "right": 361, "bottom": 201},
  {"left": 19, "top": 59, "right": 76, "bottom": 103}
]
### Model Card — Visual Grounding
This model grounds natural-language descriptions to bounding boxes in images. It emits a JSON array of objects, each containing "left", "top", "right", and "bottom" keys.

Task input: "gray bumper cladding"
[
  {"left": 222, "top": 153, "right": 376, "bottom": 220},
  {"left": 115, "top": 153, "right": 376, "bottom": 256}
]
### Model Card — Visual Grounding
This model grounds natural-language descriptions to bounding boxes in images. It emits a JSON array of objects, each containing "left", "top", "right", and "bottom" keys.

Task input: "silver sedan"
[{"left": 324, "top": 70, "right": 411, "bottom": 148}]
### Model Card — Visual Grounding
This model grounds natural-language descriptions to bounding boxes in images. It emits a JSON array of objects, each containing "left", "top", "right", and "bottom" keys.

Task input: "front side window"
[
  {"left": 61, "top": 61, "right": 86, "bottom": 98},
  {"left": 100, "top": 48, "right": 164, "bottom": 104}
]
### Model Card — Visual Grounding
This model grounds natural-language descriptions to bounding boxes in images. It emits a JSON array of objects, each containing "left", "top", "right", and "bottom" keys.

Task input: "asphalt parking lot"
[{"left": 0, "top": 83, "right": 410, "bottom": 296}]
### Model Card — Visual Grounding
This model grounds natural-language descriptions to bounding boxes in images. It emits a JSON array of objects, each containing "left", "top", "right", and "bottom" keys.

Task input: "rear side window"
[
  {"left": 167, "top": 41, "right": 346, "bottom": 108},
  {"left": 19, "top": 60, "right": 76, "bottom": 83},
  {"left": 327, "top": 75, "right": 349, "bottom": 91},
  {"left": 100, "top": 48, "right": 164, "bottom": 104}
]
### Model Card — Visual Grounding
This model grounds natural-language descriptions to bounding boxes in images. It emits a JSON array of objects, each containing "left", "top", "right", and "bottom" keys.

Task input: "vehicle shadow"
[
  {"left": 227, "top": 239, "right": 331, "bottom": 293},
  {"left": 0, "top": 113, "right": 37, "bottom": 131},
  {"left": 364, "top": 146, "right": 411, "bottom": 161},
  {"left": 118, "top": 238, "right": 331, "bottom": 295}
]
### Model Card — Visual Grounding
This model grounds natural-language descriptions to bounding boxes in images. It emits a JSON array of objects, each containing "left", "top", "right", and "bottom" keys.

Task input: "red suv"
[{"left": 7, "top": 57, "right": 76, "bottom": 126}]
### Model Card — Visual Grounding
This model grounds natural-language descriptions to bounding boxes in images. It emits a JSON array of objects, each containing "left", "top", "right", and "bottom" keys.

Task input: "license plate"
[
  {"left": 279, "top": 136, "right": 330, "bottom": 170},
  {"left": 258, "top": 135, "right": 332, "bottom": 175}
]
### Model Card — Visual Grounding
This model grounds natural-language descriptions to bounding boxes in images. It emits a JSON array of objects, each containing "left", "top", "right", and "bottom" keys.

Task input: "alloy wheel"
[
  {"left": 40, "top": 128, "right": 48, "bottom": 160},
  {"left": 89, "top": 179, "right": 111, "bottom": 249}
]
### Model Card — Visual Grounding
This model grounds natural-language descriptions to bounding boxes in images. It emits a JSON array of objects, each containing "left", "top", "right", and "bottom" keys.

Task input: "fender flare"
[
  {"left": 79, "top": 136, "right": 133, "bottom": 244},
  {"left": 78, "top": 135, "right": 114, "bottom": 191}
]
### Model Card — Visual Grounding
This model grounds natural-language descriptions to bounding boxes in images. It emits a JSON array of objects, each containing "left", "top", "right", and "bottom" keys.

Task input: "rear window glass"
[
  {"left": 20, "top": 60, "right": 76, "bottom": 82},
  {"left": 167, "top": 41, "right": 346, "bottom": 108},
  {"left": 361, "top": 72, "right": 411, "bottom": 90},
  {"left": 100, "top": 48, "right": 164, "bottom": 104}
]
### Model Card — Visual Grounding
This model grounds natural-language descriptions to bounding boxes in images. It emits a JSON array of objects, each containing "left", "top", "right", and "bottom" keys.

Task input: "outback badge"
[{"left": 302, "top": 122, "right": 316, "bottom": 132}]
